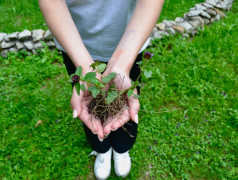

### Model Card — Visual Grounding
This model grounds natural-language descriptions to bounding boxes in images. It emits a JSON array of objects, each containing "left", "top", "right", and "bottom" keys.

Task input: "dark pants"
[{"left": 62, "top": 52, "right": 141, "bottom": 153}]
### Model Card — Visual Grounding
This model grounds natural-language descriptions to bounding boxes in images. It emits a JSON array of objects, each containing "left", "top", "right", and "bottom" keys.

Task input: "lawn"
[
  {"left": 0, "top": 0, "right": 238, "bottom": 179},
  {"left": 0, "top": 0, "right": 204, "bottom": 33}
]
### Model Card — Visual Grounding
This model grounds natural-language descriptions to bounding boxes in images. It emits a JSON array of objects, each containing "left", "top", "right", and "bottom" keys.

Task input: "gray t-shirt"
[{"left": 54, "top": 0, "right": 149, "bottom": 62}]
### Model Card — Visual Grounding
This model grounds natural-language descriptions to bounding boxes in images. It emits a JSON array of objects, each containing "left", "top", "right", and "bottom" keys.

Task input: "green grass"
[
  {"left": 159, "top": 0, "right": 204, "bottom": 22},
  {"left": 0, "top": 0, "right": 204, "bottom": 33},
  {"left": 0, "top": 0, "right": 46, "bottom": 33},
  {"left": 1, "top": 1, "right": 238, "bottom": 180}
]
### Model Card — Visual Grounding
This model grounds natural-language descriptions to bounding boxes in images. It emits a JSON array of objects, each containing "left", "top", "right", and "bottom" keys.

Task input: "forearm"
[
  {"left": 38, "top": 0, "right": 93, "bottom": 73},
  {"left": 107, "top": 0, "right": 164, "bottom": 74}
]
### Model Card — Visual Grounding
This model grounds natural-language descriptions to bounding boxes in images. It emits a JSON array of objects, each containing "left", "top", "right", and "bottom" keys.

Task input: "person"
[{"left": 39, "top": 0, "right": 164, "bottom": 179}]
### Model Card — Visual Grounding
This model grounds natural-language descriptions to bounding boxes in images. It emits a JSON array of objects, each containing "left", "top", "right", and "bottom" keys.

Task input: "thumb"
[
  {"left": 71, "top": 86, "right": 83, "bottom": 118},
  {"left": 128, "top": 89, "right": 140, "bottom": 124}
]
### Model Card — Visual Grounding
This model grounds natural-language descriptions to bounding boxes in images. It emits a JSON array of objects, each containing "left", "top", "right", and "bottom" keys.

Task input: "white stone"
[
  {"left": 1, "top": 49, "right": 8, "bottom": 58},
  {"left": 162, "top": 20, "right": 172, "bottom": 26},
  {"left": 15, "top": 41, "right": 24, "bottom": 50},
  {"left": 32, "top": 49, "right": 37, "bottom": 55},
  {"left": 183, "top": 13, "right": 191, "bottom": 21},
  {"left": 24, "top": 41, "right": 34, "bottom": 50},
  {"left": 1, "top": 41, "right": 14, "bottom": 49},
  {"left": 155, "top": 23, "right": 166, "bottom": 30},
  {"left": 175, "top": 17, "right": 184, "bottom": 23},
  {"left": 4, "top": 32, "right": 19, "bottom": 41},
  {"left": 213, "top": 8, "right": 226, "bottom": 18},
  {"left": 9, "top": 47, "right": 17, "bottom": 53},
  {"left": 32, "top": 30, "right": 44, "bottom": 42},
  {"left": 202, "top": 2, "right": 214, "bottom": 8},
  {"left": 206, "top": 0, "right": 217, "bottom": 6},
  {"left": 206, "top": 9, "right": 217, "bottom": 16},
  {"left": 190, "top": 7, "right": 196, "bottom": 11},
  {"left": 44, "top": 29, "right": 53, "bottom": 40},
  {"left": 182, "top": 33, "right": 190, "bottom": 38},
  {"left": 46, "top": 41, "right": 56, "bottom": 47},
  {"left": 152, "top": 27, "right": 158, "bottom": 34},
  {"left": 215, "top": 4, "right": 225, "bottom": 9},
  {"left": 34, "top": 42, "right": 44, "bottom": 49},
  {"left": 217, "top": 1, "right": 228, "bottom": 9},
  {"left": 191, "top": 16, "right": 205, "bottom": 28},
  {"left": 177, "top": 21, "right": 194, "bottom": 34},
  {"left": 166, "top": 27, "right": 176, "bottom": 35},
  {"left": 18, "top": 30, "right": 31, "bottom": 40},
  {"left": 189, "top": 21, "right": 203, "bottom": 29},
  {"left": 153, "top": 31, "right": 169, "bottom": 39},
  {"left": 168, "top": 20, "right": 177, "bottom": 26},
  {"left": 226, "top": 4, "right": 232, "bottom": 11},
  {"left": 195, "top": 4, "right": 207, "bottom": 10},
  {"left": 0, "top": 33, "right": 7, "bottom": 42},
  {"left": 201, "top": 11, "right": 211, "bottom": 19},
  {"left": 188, "top": 9, "right": 203, "bottom": 17},
  {"left": 214, "top": 13, "right": 221, "bottom": 21},
  {"left": 203, "top": 18, "right": 211, "bottom": 25},
  {"left": 220, "top": 0, "right": 229, "bottom": 7}
]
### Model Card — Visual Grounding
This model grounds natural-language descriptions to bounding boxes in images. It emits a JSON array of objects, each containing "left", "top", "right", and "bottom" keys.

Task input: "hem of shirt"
[{"left": 54, "top": 37, "right": 150, "bottom": 62}]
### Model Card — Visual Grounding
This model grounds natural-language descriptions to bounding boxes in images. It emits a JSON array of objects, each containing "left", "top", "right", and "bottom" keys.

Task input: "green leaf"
[
  {"left": 97, "top": 63, "right": 107, "bottom": 73},
  {"left": 68, "top": 74, "right": 74, "bottom": 82},
  {"left": 75, "top": 66, "right": 82, "bottom": 76},
  {"left": 102, "top": 73, "right": 117, "bottom": 83},
  {"left": 99, "top": 83, "right": 105, "bottom": 88},
  {"left": 80, "top": 84, "right": 86, "bottom": 91},
  {"left": 85, "top": 72, "right": 97, "bottom": 82},
  {"left": 75, "top": 83, "right": 80, "bottom": 95},
  {"left": 127, "top": 89, "right": 133, "bottom": 97},
  {"left": 106, "top": 91, "right": 119, "bottom": 104},
  {"left": 88, "top": 85, "right": 100, "bottom": 98},
  {"left": 144, "top": 70, "right": 152, "bottom": 78},
  {"left": 131, "top": 81, "right": 135, "bottom": 86},
  {"left": 136, "top": 61, "right": 143, "bottom": 65},
  {"left": 80, "top": 76, "right": 85, "bottom": 81},
  {"left": 90, "top": 61, "right": 100, "bottom": 70},
  {"left": 133, "top": 94, "right": 140, "bottom": 98},
  {"left": 108, "top": 83, "right": 116, "bottom": 91}
]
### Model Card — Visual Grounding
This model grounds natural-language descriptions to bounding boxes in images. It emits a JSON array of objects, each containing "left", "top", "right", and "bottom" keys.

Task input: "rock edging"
[
  {"left": 0, "top": 29, "right": 55, "bottom": 58},
  {"left": 0, "top": 0, "right": 234, "bottom": 58},
  {"left": 150, "top": 0, "right": 233, "bottom": 40}
]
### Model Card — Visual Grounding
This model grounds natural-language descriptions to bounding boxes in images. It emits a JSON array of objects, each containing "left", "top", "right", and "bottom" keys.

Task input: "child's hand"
[
  {"left": 102, "top": 66, "right": 140, "bottom": 136},
  {"left": 71, "top": 76, "right": 104, "bottom": 140}
]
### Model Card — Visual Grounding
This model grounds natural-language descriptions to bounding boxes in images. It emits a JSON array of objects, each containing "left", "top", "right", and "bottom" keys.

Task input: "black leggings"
[{"left": 62, "top": 51, "right": 142, "bottom": 153}]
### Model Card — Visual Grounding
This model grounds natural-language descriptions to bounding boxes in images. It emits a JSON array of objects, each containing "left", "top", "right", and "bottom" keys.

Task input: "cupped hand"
[
  {"left": 71, "top": 75, "right": 104, "bottom": 140},
  {"left": 102, "top": 66, "right": 140, "bottom": 136}
]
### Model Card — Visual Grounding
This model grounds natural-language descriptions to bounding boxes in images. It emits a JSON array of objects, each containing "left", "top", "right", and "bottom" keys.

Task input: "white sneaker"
[
  {"left": 113, "top": 149, "right": 131, "bottom": 178},
  {"left": 94, "top": 148, "right": 112, "bottom": 180}
]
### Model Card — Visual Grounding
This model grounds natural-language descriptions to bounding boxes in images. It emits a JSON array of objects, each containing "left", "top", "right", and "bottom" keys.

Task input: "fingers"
[
  {"left": 110, "top": 109, "right": 130, "bottom": 131},
  {"left": 103, "top": 116, "right": 115, "bottom": 136},
  {"left": 128, "top": 89, "right": 140, "bottom": 124},
  {"left": 79, "top": 108, "right": 104, "bottom": 139},
  {"left": 71, "top": 86, "right": 83, "bottom": 118}
]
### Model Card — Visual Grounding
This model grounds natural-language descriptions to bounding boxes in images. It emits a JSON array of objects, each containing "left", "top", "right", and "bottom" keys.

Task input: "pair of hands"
[{"left": 70, "top": 66, "right": 140, "bottom": 140}]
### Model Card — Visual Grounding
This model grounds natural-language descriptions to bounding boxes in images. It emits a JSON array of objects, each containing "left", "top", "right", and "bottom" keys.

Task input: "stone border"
[
  {"left": 0, "top": 0, "right": 234, "bottom": 58},
  {"left": 150, "top": 0, "right": 233, "bottom": 40},
  {"left": 0, "top": 29, "right": 55, "bottom": 58}
]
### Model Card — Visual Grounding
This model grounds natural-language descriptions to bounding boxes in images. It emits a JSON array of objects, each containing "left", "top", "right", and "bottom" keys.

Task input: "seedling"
[{"left": 69, "top": 52, "right": 154, "bottom": 125}]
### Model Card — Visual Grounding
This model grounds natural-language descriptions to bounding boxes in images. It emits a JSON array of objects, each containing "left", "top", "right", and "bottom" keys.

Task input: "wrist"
[
  {"left": 105, "top": 65, "right": 130, "bottom": 78},
  {"left": 107, "top": 49, "right": 138, "bottom": 75}
]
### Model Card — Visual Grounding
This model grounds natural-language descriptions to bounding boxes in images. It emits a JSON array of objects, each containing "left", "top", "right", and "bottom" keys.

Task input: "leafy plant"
[{"left": 68, "top": 52, "right": 154, "bottom": 123}]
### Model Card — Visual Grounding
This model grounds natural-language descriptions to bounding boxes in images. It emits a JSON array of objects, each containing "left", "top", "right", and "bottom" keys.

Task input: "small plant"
[{"left": 69, "top": 51, "right": 154, "bottom": 125}]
